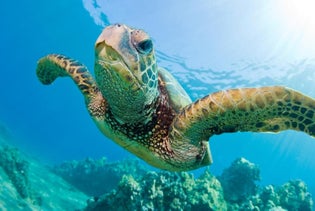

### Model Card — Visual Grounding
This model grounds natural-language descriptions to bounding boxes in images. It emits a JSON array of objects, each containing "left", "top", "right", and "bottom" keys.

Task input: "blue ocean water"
[{"left": 1, "top": 0, "right": 315, "bottom": 205}]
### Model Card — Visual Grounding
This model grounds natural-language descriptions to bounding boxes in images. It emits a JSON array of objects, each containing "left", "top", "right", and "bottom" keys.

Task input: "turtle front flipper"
[
  {"left": 168, "top": 86, "right": 315, "bottom": 170},
  {"left": 36, "top": 54, "right": 106, "bottom": 119},
  {"left": 36, "top": 54, "right": 99, "bottom": 100}
]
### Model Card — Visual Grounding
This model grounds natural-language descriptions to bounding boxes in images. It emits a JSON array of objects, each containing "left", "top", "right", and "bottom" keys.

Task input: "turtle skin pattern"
[{"left": 36, "top": 24, "right": 315, "bottom": 171}]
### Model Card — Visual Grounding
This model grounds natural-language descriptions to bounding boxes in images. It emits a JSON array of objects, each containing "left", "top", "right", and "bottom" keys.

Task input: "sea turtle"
[{"left": 36, "top": 24, "right": 315, "bottom": 171}]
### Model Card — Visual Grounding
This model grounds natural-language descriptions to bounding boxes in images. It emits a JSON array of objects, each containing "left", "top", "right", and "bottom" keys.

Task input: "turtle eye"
[{"left": 136, "top": 39, "right": 153, "bottom": 54}]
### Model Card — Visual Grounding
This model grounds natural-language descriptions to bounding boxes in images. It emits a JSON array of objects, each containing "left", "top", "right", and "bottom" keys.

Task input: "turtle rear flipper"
[{"left": 36, "top": 54, "right": 99, "bottom": 99}]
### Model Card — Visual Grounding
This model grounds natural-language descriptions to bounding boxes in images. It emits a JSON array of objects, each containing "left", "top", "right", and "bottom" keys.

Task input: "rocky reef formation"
[
  {"left": 218, "top": 157, "right": 260, "bottom": 204},
  {"left": 0, "top": 145, "right": 40, "bottom": 204},
  {"left": 0, "top": 138, "right": 88, "bottom": 210},
  {"left": 0, "top": 123, "right": 313, "bottom": 211},
  {"left": 52, "top": 157, "right": 227, "bottom": 210},
  {"left": 84, "top": 170, "right": 227, "bottom": 211},
  {"left": 218, "top": 158, "right": 313, "bottom": 211},
  {"left": 51, "top": 156, "right": 311, "bottom": 211}
]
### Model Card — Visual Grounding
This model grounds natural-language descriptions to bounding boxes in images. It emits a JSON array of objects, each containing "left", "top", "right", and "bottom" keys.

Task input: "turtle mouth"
[
  {"left": 97, "top": 57, "right": 144, "bottom": 92},
  {"left": 98, "top": 43, "right": 129, "bottom": 67}
]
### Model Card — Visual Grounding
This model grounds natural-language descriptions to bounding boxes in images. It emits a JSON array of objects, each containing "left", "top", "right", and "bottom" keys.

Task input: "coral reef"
[
  {"left": 0, "top": 144, "right": 88, "bottom": 210},
  {"left": 277, "top": 180, "right": 313, "bottom": 211},
  {"left": 218, "top": 157, "right": 260, "bottom": 204},
  {"left": 218, "top": 157, "right": 313, "bottom": 211},
  {"left": 0, "top": 145, "right": 36, "bottom": 202},
  {"left": 234, "top": 180, "right": 314, "bottom": 211},
  {"left": 0, "top": 137, "right": 313, "bottom": 211},
  {"left": 51, "top": 156, "right": 313, "bottom": 210},
  {"left": 85, "top": 170, "right": 227, "bottom": 211},
  {"left": 52, "top": 157, "right": 147, "bottom": 196}
]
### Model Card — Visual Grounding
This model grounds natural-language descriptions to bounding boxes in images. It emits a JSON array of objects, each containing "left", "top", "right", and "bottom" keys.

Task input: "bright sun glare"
[
  {"left": 273, "top": 0, "right": 315, "bottom": 57},
  {"left": 280, "top": 0, "right": 315, "bottom": 34}
]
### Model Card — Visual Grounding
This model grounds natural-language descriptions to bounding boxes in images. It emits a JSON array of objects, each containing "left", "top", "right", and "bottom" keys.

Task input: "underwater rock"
[
  {"left": 218, "top": 158, "right": 313, "bottom": 210},
  {"left": 218, "top": 157, "right": 260, "bottom": 203},
  {"left": 0, "top": 144, "right": 88, "bottom": 210},
  {"left": 53, "top": 157, "right": 148, "bottom": 196},
  {"left": 277, "top": 180, "right": 313, "bottom": 211},
  {"left": 85, "top": 170, "right": 227, "bottom": 211},
  {"left": 0, "top": 145, "right": 33, "bottom": 200},
  {"left": 260, "top": 185, "right": 280, "bottom": 206},
  {"left": 237, "top": 180, "right": 314, "bottom": 211}
]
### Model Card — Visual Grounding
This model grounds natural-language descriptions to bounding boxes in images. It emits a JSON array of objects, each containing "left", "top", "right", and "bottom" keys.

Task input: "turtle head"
[{"left": 94, "top": 24, "right": 159, "bottom": 123}]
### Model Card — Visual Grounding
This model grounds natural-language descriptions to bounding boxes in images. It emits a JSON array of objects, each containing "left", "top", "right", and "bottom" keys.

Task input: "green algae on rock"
[
  {"left": 0, "top": 144, "right": 88, "bottom": 210},
  {"left": 218, "top": 157, "right": 313, "bottom": 211},
  {"left": 277, "top": 180, "right": 313, "bottom": 211},
  {"left": 52, "top": 156, "right": 313, "bottom": 210},
  {"left": 85, "top": 170, "right": 227, "bottom": 211},
  {"left": 218, "top": 157, "right": 260, "bottom": 204},
  {"left": 0, "top": 145, "right": 37, "bottom": 202}
]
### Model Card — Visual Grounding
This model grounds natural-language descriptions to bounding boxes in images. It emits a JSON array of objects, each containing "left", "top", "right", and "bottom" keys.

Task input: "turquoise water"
[{"left": 1, "top": 0, "right": 315, "bottom": 207}]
